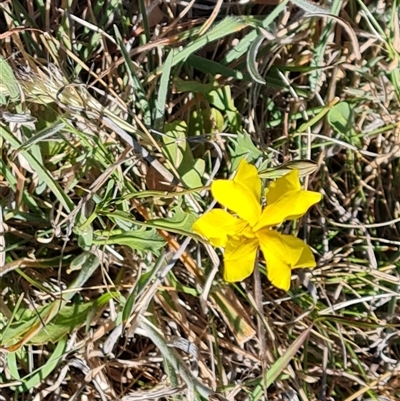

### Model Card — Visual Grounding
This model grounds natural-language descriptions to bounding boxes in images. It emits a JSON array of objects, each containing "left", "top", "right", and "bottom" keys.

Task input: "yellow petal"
[
  {"left": 192, "top": 209, "right": 247, "bottom": 247},
  {"left": 279, "top": 235, "right": 317, "bottom": 269},
  {"left": 212, "top": 161, "right": 261, "bottom": 227},
  {"left": 223, "top": 235, "right": 259, "bottom": 282},
  {"left": 257, "top": 230, "right": 317, "bottom": 291},
  {"left": 234, "top": 159, "right": 261, "bottom": 202},
  {"left": 265, "top": 170, "right": 301, "bottom": 204},
  {"left": 255, "top": 189, "right": 322, "bottom": 229}
]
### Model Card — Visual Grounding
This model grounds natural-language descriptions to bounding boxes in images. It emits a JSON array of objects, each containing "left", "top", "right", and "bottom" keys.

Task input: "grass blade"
[{"left": 251, "top": 326, "right": 313, "bottom": 400}]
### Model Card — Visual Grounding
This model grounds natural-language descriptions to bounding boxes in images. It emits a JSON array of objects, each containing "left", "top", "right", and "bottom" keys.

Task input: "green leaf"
[
  {"left": 122, "top": 254, "right": 169, "bottom": 324},
  {"left": 147, "top": 207, "right": 197, "bottom": 234},
  {"left": 187, "top": 55, "right": 246, "bottom": 81},
  {"left": 163, "top": 120, "right": 206, "bottom": 188},
  {"left": 163, "top": 120, "right": 191, "bottom": 167},
  {"left": 77, "top": 224, "right": 93, "bottom": 248},
  {"left": 174, "top": 77, "right": 215, "bottom": 95},
  {"left": 6, "top": 352, "right": 20, "bottom": 381},
  {"left": 94, "top": 228, "right": 166, "bottom": 253},
  {"left": 327, "top": 101, "right": 353, "bottom": 135},
  {"left": 134, "top": 253, "right": 169, "bottom": 297},
  {"left": 0, "top": 126, "right": 74, "bottom": 212},
  {"left": 69, "top": 251, "right": 95, "bottom": 272},
  {"left": 0, "top": 303, "right": 55, "bottom": 347},
  {"left": 29, "top": 294, "right": 112, "bottom": 344},
  {"left": 122, "top": 290, "right": 137, "bottom": 324},
  {"left": 251, "top": 326, "right": 313, "bottom": 399},
  {"left": 226, "top": 109, "right": 241, "bottom": 132},
  {"left": 14, "top": 121, "right": 66, "bottom": 154},
  {"left": 169, "top": 273, "right": 199, "bottom": 296},
  {"left": 154, "top": 50, "right": 174, "bottom": 130},
  {"left": 247, "top": 32, "right": 266, "bottom": 84},
  {"left": 230, "top": 132, "right": 262, "bottom": 169},
  {"left": 259, "top": 160, "right": 318, "bottom": 179},
  {"left": 180, "top": 158, "right": 206, "bottom": 188},
  {"left": 207, "top": 86, "right": 237, "bottom": 112},
  {"left": 188, "top": 110, "right": 206, "bottom": 136},
  {"left": 64, "top": 252, "right": 100, "bottom": 302},
  {"left": 152, "top": 17, "right": 250, "bottom": 76},
  {"left": 188, "top": 107, "right": 224, "bottom": 136},
  {"left": 1, "top": 252, "right": 102, "bottom": 350},
  {"left": 222, "top": 0, "right": 290, "bottom": 64},
  {"left": 16, "top": 337, "right": 67, "bottom": 392},
  {"left": 210, "top": 108, "right": 225, "bottom": 132},
  {"left": 0, "top": 55, "right": 21, "bottom": 102}
]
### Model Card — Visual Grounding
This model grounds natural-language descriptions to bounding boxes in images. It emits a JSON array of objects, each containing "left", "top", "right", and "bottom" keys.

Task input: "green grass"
[{"left": 1, "top": 0, "right": 400, "bottom": 400}]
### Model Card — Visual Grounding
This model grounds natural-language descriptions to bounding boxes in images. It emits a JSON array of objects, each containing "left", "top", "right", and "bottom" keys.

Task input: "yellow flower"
[{"left": 192, "top": 160, "right": 322, "bottom": 291}]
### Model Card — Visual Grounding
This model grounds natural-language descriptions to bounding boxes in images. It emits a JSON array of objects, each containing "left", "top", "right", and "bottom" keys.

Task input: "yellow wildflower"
[{"left": 193, "top": 160, "right": 322, "bottom": 291}]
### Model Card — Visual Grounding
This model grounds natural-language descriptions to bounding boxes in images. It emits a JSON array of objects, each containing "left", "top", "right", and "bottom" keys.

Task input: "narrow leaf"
[
  {"left": 251, "top": 325, "right": 313, "bottom": 400},
  {"left": 154, "top": 50, "right": 173, "bottom": 130},
  {"left": 247, "top": 33, "right": 266, "bottom": 84}
]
